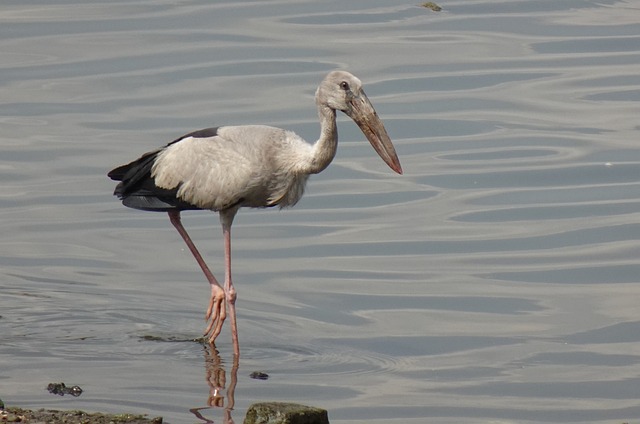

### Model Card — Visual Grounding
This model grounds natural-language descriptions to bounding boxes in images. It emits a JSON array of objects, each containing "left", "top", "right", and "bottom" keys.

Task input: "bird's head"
[
  {"left": 316, "top": 71, "right": 365, "bottom": 112},
  {"left": 316, "top": 71, "right": 403, "bottom": 175}
]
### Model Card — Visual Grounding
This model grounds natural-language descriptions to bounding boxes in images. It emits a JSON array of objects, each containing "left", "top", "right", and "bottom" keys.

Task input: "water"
[{"left": 2, "top": 1, "right": 640, "bottom": 423}]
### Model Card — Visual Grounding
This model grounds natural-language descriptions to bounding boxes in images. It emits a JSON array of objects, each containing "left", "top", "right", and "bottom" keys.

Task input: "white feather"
[{"left": 151, "top": 125, "right": 312, "bottom": 211}]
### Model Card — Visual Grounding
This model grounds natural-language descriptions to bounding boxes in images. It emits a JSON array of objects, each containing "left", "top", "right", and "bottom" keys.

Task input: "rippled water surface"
[{"left": 2, "top": 1, "right": 640, "bottom": 423}]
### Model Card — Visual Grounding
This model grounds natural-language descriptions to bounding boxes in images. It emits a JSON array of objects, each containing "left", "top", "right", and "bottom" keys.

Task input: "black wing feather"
[{"left": 107, "top": 127, "right": 220, "bottom": 212}]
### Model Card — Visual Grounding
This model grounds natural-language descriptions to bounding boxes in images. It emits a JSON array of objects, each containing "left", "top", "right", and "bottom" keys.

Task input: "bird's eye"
[{"left": 339, "top": 81, "right": 350, "bottom": 91}]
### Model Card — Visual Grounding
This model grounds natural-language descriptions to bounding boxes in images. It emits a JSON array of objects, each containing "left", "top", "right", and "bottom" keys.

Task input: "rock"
[
  {"left": 249, "top": 371, "right": 269, "bottom": 380},
  {"left": 244, "top": 402, "right": 329, "bottom": 424},
  {"left": 421, "top": 2, "right": 442, "bottom": 11},
  {"left": 46, "top": 382, "right": 83, "bottom": 397},
  {"left": 0, "top": 407, "right": 162, "bottom": 423}
]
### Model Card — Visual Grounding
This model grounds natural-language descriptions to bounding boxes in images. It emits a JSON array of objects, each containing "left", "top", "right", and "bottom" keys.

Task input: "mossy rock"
[
  {"left": 421, "top": 2, "right": 442, "bottom": 11},
  {"left": 0, "top": 407, "right": 162, "bottom": 424},
  {"left": 244, "top": 402, "right": 329, "bottom": 424}
]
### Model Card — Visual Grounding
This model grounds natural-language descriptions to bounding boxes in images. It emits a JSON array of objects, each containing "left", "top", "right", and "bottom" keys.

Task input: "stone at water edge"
[{"left": 244, "top": 402, "right": 329, "bottom": 424}]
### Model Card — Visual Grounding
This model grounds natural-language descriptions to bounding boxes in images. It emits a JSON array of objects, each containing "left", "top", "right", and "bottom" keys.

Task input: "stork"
[{"left": 108, "top": 71, "right": 402, "bottom": 356}]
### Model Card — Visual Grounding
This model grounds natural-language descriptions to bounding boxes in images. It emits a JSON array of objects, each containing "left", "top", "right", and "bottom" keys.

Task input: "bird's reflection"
[{"left": 190, "top": 343, "right": 238, "bottom": 424}]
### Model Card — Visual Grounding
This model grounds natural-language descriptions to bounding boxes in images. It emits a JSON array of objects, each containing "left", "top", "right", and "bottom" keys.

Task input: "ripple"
[
  {"left": 423, "top": 163, "right": 640, "bottom": 189},
  {"left": 437, "top": 377, "right": 640, "bottom": 400},
  {"left": 523, "top": 351, "right": 640, "bottom": 367},
  {"left": 245, "top": 339, "right": 407, "bottom": 379},
  {"left": 318, "top": 335, "right": 522, "bottom": 358},
  {"left": 533, "top": 36, "right": 640, "bottom": 54},
  {"left": 565, "top": 321, "right": 640, "bottom": 344},
  {"left": 453, "top": 201, "right": 640, "bottom": 222},
  {"left": 468, "top": 183, "right": 640, "bottom": 205},
  {"left": 282, "top": 7, "right": 418, "bottom": 26},
  {"left": 3, "top": 0, "right": 640, "bottom": 422},
  {"left": 585, "top": 89, "right": 640, "bottom": 102},
  {"left": 486, "top": 264, "right": 640, "bottom": 285},
  {"left": 373, "top": 72, "right": 558, "bottom": 94},
  {"left": 437, "top": 148, "right": 558, "bottom": 162}
]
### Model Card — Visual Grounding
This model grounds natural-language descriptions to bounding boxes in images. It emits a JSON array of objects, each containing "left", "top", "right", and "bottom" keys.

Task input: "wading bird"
[{"left": 108, "top": 71, "right": 402, "bottom": 356}]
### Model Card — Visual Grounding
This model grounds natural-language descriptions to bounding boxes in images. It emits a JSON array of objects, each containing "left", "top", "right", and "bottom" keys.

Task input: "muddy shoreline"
[{"left": 1, "top": 406, "right": 163, "bottom": 424}]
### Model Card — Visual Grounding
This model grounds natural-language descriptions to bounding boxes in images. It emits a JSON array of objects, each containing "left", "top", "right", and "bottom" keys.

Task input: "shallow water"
[{"left": 2, "top": 1, "right": 640, "bottom": 423}]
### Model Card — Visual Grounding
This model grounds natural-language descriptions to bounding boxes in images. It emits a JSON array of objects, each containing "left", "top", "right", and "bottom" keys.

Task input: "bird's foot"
[{"left": 204, "top": 284, "right": 227, "bottom": 343}]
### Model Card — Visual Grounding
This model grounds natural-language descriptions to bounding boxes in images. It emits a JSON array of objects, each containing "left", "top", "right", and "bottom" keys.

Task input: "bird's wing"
[
  {"left": 108, "top": 128, "right": 224, "bottom": 211},
  {"left": 152, "top": 126, "right": 284, "bottom": 211},
  {"left": 109, "top": 125, "right": 307, "bottom": 212}
]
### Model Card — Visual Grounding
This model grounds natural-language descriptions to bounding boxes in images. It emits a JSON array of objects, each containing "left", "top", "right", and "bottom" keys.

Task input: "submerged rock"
[
  {"left": 249, "top": 371, "right": 270, "bottom": 380},
  {"left": 421, "top": 2, "right": 442, "bottom": 11},
  {"left": 46, "top": 382, "right": 83, "bottom": 397},
  {"left": 244, "top": 402, "right": 329, "bottom": 424}
]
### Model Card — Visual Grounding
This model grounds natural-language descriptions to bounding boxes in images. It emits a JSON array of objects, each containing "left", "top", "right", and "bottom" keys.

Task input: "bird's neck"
[{"left": 309, "top": 104, "right": 338, "bottom": 174}]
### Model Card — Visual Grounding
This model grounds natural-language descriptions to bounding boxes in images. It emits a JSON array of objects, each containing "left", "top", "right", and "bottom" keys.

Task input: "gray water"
[{"left": 2, "top": 1, "right": 640, "bottom": 423}]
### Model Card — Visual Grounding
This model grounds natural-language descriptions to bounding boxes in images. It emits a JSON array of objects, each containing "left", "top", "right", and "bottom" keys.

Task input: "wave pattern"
[{"left": 1, "top": 0, "right": 640, "bottom": 423}]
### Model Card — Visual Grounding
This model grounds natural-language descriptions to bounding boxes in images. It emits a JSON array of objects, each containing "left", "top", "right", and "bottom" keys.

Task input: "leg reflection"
[{"left": 190, "top": 343, "right": 239, "bottom": 424}]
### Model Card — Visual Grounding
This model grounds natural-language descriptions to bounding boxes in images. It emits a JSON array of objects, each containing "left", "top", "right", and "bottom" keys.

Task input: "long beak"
[{"left": 346, "top": 93, "right": 403, "bottom": 174}]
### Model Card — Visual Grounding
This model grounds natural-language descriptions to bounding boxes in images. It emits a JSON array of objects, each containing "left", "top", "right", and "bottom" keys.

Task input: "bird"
[{"left": 108, "top": 70, "right": 402, "bottom": 356}]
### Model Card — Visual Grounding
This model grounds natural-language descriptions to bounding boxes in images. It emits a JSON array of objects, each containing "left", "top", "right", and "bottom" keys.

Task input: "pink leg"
[
  {"left": 168, "top": 210, "right": 226, "bottom": 343},
  {"left": 220, "top": 209, "right": 239, "bottom": 357}
]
